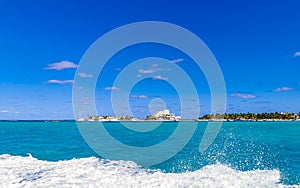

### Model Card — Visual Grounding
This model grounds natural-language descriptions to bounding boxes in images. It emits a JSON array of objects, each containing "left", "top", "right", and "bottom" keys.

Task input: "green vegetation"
[{"left": 199, "top": 112, "right": 299, "bottom": 120}]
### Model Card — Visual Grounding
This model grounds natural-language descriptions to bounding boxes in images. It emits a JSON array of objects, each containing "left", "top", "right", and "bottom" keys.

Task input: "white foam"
[{"left": 0, "top": 154, "right": 298, "bottom": 188}]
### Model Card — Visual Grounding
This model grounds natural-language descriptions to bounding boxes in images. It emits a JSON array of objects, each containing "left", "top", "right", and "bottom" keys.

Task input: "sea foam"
[{"left": 0, "top": 154, "right": 298, "bottom": 188}]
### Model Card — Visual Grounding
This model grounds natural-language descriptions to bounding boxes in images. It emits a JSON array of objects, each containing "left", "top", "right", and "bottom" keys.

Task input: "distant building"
[
  {"left": 76, "top": 117, "right": 85, "bottom": 122},
  {"left": 152, "top": 109, "right": 170, "bottom": 118},
  {"left": 149, "top": 109, "right": 181, "bottom": 121}
]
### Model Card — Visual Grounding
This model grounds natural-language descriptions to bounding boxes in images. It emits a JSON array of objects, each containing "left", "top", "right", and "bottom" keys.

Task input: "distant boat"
[{"left": 76, "top": 118, "right": 85, "bottom": 122}]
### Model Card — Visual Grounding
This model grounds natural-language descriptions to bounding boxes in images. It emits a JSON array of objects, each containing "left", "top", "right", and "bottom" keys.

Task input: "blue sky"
[{"left": 0, "top": 0, "right": 300, "bottom": 119}]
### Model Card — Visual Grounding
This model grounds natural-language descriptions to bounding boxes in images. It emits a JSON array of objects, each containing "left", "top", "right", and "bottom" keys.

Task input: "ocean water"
[{"left": 0, "top": 121, "right": 299, "bottom": 187}]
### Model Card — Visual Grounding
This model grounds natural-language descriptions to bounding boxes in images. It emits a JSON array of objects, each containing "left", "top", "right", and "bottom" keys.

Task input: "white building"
[
  {"left": 151, "top": 109, "right": 181, "bottom": 121},
  {"left": 152, "top": 109, "right": 170, "bottom": 118}
]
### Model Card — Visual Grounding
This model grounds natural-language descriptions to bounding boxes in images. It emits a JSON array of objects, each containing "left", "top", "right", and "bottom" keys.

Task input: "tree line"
[{"left": 199, "top": 112, "right": 299, "bottom": 120}]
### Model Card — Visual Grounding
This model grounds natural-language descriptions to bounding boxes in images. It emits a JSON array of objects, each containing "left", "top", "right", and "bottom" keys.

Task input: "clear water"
[{"left": 0, "top": 121, "right": 299, "bottom": 187}]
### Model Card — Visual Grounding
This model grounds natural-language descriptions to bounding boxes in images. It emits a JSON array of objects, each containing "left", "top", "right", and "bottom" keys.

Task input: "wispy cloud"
[
  {"left": 44, "top": 60, "right": 78, "bottom": 70},
  {"left": 78, "top": 72, "right": 93, "bottom": 78},
  {"left": 230, "top": 93, "right": 257, "bottom": 99},
  {"left": 138, "top": 64, "right": 170, "bottom": 74},
  {"left": 138, "top": 67, "right": 162, "bottom": 74},
  {"left": 130, "top": 95, "right": 147, "bottom": 99},
  {"left": 0, "top": 109, "right": 19, "bottom": 114},
  {"left": 273, "top": 87, "right": 294, "bottom": 92},
  {"left": 152, "top": 75, "right": 168, "bottom": 81},
  {"left": 251, "top": 101, "right": 271, "bottom": 104},
  {"left": 294, "top": 52, "right": 300, "bottom": 57},
  {"left": 47, "top": 80, "right": 74, "bottom": 84},
  {"left": 138, "top": 69, "right": 157, "bottom": 74},
  {"left": 169, "top": 58, "right": 184, "bottom": 63},
  {"left": 104, "top": 86, "right": 120, "bottom": 91}
]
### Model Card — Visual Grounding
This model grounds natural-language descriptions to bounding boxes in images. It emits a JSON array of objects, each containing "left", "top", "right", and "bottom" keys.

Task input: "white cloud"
[
  {"left": 152, "top": 75, "right": 168, "bottom": 81},
  {"left": 130, "top": 95, "right": 147, "bottom": 99},
  {"left": 273, "top": 87, "right": 294, "bottom": 92},
  {"left": 138, "top": 64, "right": 172, "bottom": 75},
  {"left": 104, "top": 86, "right": 120, "bottom": 91},
  {"left": 138, "top": 68, "right": 157, "bottom": 74},
  {"left": 138, "top": 65, "right": 164, "bottom": 74},
  {"left": 230, "top": 93, "right": 257, "bottom": 99},
  {"left": 294, "top": 52, "right": 300, "bottom": 57},
  {"left": 78, "top": 72, "right": 93, "bottom": 78},
  {"left": 169, "top": 58, "right": 184, "bottom": 63},
  {"left": 47, "top": 80, "right": 74, "bottom": 84},
  {"left": 44, "top": 60, "right": 78, "bottom": 70},
  {"left": 0, "top": 110, "right": 19, "bottom": 114}
]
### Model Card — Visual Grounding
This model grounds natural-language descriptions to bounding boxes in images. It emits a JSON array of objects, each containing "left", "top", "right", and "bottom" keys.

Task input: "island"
[
  {"left": 76, "top": 109, "right": 181, "bottom": 122},
  {"left": 198, "top": 112, "right": 300, "bottom": 121},
  {"left": 76, "top": 110, "right": 300, "bottom": 122}
]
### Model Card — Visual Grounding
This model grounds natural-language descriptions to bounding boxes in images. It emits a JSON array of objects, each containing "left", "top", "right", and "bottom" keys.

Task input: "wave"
[{"left": 0, "top": 154, "right": 298, "bottom": 188}]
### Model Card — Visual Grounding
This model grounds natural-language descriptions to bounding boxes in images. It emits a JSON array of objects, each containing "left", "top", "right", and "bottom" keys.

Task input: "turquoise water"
[{"left": 0, "top": 121, "right": 299, "bottom": 186}]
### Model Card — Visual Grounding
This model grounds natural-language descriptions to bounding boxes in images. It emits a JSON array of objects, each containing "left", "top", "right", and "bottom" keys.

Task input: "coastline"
[
  {"left": 1, "top": 119, "right": 299, "bottom": 122},
  {"left": 74, "top": 110, "right": 300, "bottom": 122}
]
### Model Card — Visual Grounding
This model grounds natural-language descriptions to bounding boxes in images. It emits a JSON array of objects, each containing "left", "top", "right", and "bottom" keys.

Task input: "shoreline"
[{"left": 0, "top": 119, "right": 300, "bottom": 122}]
